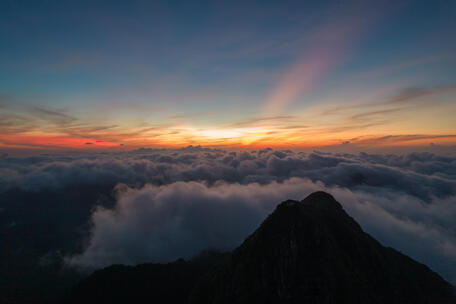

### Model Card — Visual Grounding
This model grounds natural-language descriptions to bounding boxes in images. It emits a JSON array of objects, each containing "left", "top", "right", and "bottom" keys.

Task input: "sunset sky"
[{"left": 1, "top": 0, "right": 455, "bottom": 152}]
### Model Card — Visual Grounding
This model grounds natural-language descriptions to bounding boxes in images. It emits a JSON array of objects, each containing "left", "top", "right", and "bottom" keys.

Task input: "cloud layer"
[
  {"left": 2, "top": 147, "right": 455, "bottom": 200},
  {"left": 67, "top": 178, "right": 456, "bottom": 285},
  {"left": 2, "top": 148, "right": 456, "bottom": 283}
]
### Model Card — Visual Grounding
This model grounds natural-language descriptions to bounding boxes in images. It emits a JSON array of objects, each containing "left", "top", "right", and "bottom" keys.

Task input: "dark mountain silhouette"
[
  {"left": 66, "top": 192, "right": 456, "bottom": 304},
  {"left": 63, "top": 251, "right": 228, "bottom": 304},
  {"left": 190, "top": 192, "right": 455, "bottom": 303}
]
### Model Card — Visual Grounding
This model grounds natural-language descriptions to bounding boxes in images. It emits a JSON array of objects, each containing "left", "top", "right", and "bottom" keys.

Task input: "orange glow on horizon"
[
  {"left": 1, "top": 128, "right": 455, "bottom": 151},
  {"left": 1, "top": 84, "right": 454, "bottom": 152}
]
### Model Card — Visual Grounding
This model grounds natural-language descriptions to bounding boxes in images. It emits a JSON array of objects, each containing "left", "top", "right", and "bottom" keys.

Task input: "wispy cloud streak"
[{"left": 263, "top": 2, "right": 379, "bottom": 116}]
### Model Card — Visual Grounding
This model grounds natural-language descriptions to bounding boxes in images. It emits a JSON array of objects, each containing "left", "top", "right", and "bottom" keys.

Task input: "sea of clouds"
[{"left": 1, "top": 146, "right": 455, "bottom": 283}]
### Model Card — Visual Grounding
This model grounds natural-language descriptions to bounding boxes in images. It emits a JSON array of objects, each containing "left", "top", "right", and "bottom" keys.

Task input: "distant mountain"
[{"left": 66, "top": 192, "right": 456, "bottom": 304}]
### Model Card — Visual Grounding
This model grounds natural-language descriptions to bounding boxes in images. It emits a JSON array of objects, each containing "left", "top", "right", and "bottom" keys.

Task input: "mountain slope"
[
  {"left": 189, "top": 191, "right": 455, "bottom": 304},
  {"left": 64, "top": 251, "right": 228, "bottom": 304}
]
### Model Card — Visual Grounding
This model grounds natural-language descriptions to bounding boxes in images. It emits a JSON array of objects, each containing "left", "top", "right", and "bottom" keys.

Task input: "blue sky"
[{"left": 0, "top": 0, "right": 455, "bottom": 150}]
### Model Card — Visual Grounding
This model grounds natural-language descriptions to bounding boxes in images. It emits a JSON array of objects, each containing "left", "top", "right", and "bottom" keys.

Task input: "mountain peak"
[
  {"left": 190, "top": 192, "right": 456, "bottom": 304},
  {"left": 302, "top": 190, "right": 338, "bottom": 204},
  {"left": 301, "top": 191, "right": 345, "bottom": 214},
  {"left": 272, "top": 191, "right": 356, "bottom": 236},
  {"left": 276, "top": 191, "right": 343, "bottom": 211}
]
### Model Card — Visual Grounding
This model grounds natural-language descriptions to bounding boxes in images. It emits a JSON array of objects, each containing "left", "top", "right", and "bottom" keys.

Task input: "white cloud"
[{"left": 67, "top": 177, "right": 456, "bottom": 284}]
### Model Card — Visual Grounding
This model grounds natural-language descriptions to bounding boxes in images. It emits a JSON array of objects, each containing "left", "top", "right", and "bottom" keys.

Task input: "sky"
[{"left": 1, "top": 0, "right": 455, "bottom": 152}]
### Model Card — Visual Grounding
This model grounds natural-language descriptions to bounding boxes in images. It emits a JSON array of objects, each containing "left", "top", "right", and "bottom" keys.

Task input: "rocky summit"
[{"left": 189, "top": 191, "right": 455, "bottom": 304}]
